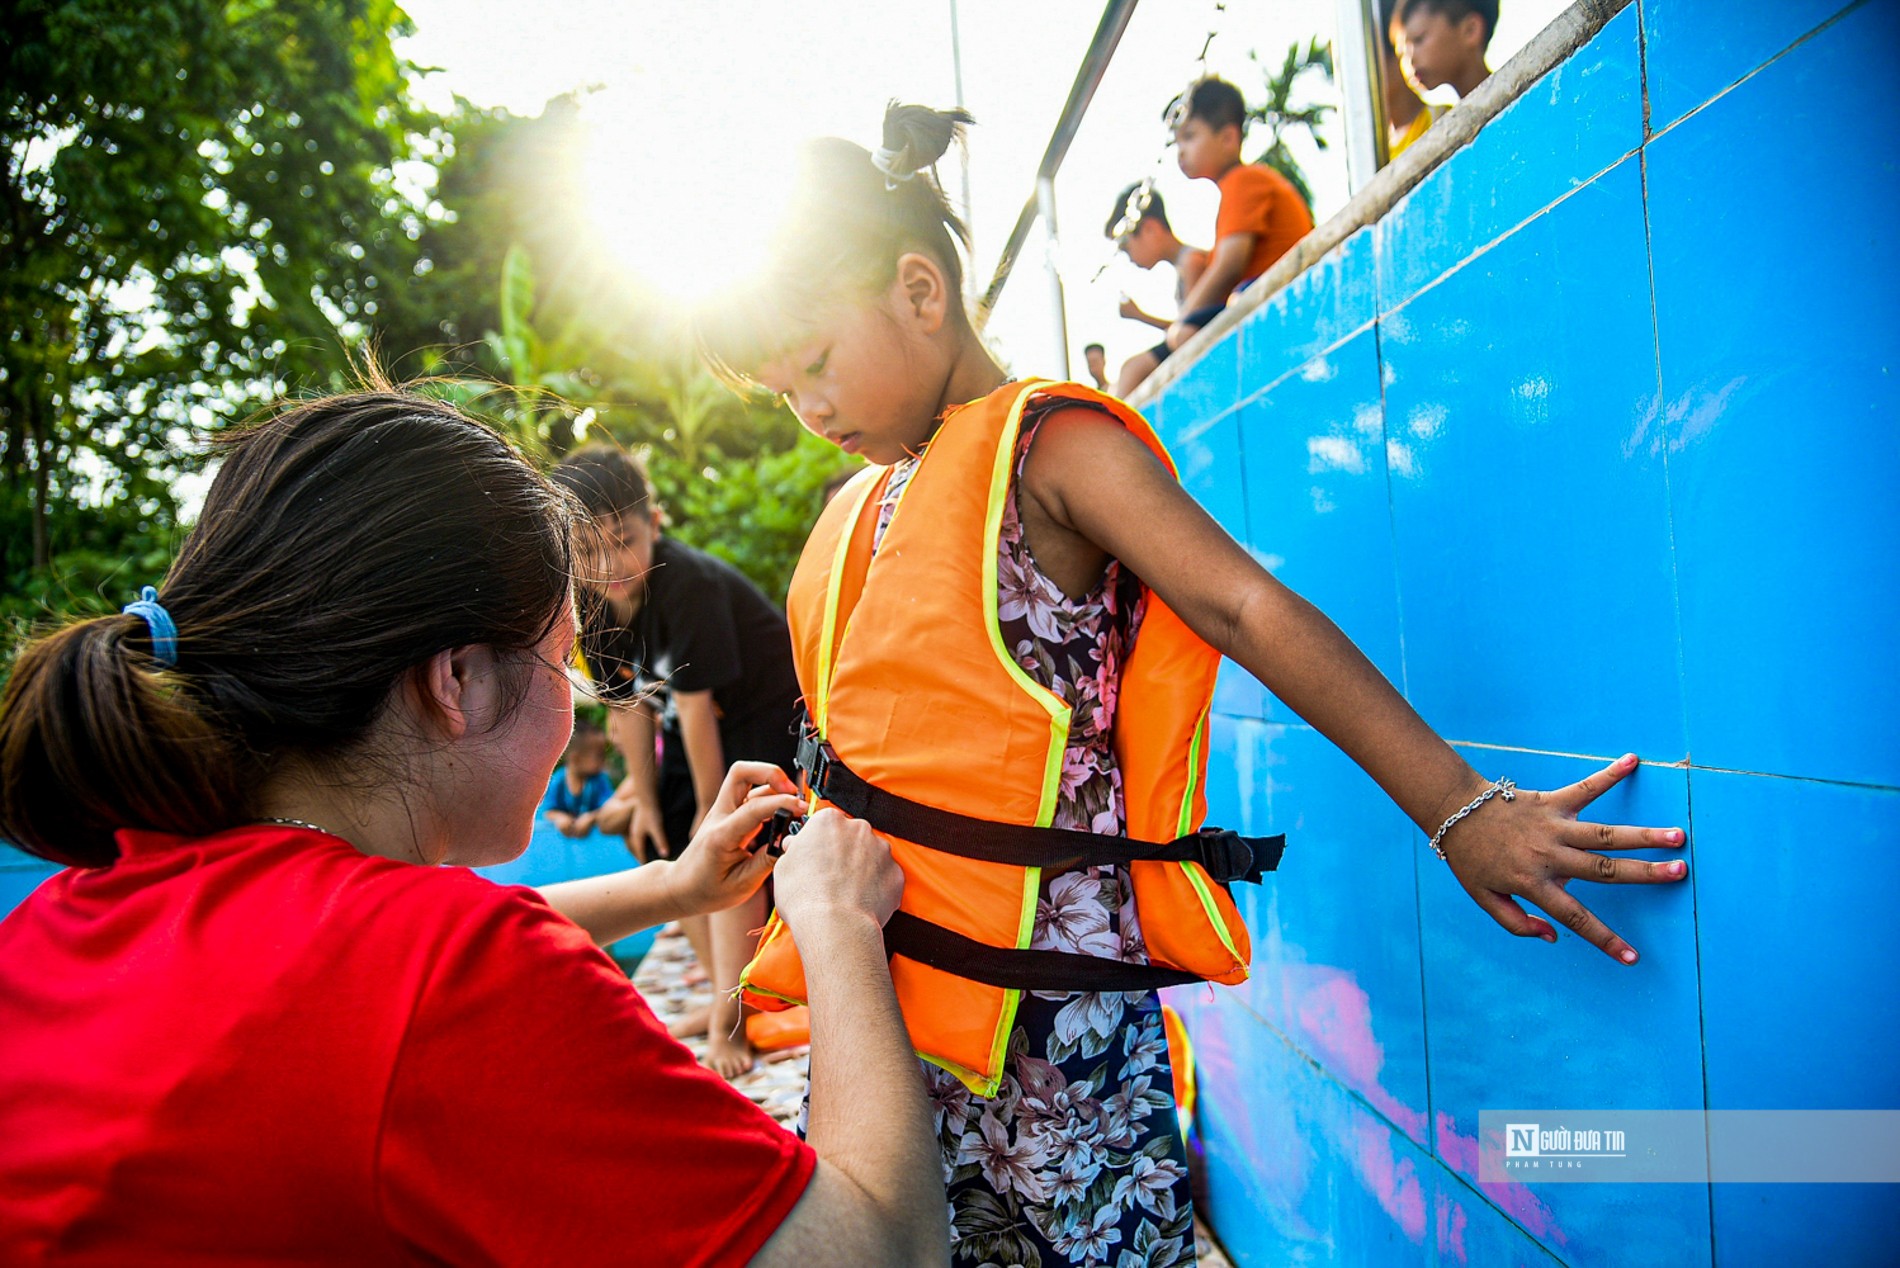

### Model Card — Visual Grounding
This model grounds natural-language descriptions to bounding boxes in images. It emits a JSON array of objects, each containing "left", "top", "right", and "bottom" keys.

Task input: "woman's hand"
[
  {"left": 1437, "top": 754, "right": 1688, "bottom": 965},
  {"left": 666, "top": 762, "right": 803, "bottom": 915},
  {"left": 773, "top": 808, "right": 904, "bottom": 933}
]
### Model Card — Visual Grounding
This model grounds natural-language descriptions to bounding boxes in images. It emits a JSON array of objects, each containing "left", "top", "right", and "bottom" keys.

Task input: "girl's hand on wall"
[
  {"left": 1438, "top": 754, "right": 1688, "bottom": 965},
  {"left": 668, "top": 762, "right": 802, "bottom": 915}
]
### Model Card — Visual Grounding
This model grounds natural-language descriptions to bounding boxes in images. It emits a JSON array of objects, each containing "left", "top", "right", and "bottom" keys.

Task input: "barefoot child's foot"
[
  {"left": 703, "top": 1027, "right": 755, "bottom": 1081},
  {"left": 666, "top": 1003, "right": 710, "bottom": 1040},
  {"left": 702, "top": 996, "right": 755, "bottom": 1079}
]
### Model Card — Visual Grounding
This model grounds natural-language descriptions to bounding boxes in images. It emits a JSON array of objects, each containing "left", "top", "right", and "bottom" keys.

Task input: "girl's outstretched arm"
[{"left": 1022, "top": 408, "right": 1688, "bottom": 964}]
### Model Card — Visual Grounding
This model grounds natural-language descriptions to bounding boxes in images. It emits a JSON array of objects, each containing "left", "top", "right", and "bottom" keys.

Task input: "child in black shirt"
[{"left": 554, "top": 445, "right": 801, "bottom": 1079}]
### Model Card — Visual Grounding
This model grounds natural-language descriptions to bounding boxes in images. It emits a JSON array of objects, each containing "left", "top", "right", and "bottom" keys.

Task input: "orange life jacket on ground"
[{"left": 740, "top": 379, "right": 1272, "bottom": 1096}]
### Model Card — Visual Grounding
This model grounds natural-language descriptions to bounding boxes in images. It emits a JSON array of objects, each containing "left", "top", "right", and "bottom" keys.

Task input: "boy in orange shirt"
[{"left": 1163, "top": 76, "right": 1314, "bottom": 354}]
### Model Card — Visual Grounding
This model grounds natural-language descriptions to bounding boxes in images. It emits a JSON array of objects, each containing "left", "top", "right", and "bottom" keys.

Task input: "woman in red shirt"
[{"left": 0, "top": 387, "right": 947, "bottom": 1265}]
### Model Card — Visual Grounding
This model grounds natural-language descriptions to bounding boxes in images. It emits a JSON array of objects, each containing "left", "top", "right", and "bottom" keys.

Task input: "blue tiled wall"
[{"left": 1151, "top": 2, "right": 1899, "bottom": 1264}]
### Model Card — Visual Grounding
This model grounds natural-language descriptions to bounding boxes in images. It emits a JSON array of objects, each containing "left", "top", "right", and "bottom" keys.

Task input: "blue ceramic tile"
[
  {"left": 1237, "top": 227, "right": 1378, "bottom": 398},
  {"left": 1384, "top": 159, "right": 1683, "bottom": 759},
  {"left": 1212, "top": 721, "right": 1432, "bottom": 1148},
  {"left": 1692, "top": 770, "right": 1900, "bottom": 1110},
  {"left": 1212, "top": 656, "right": 1269, "bottom": 721},
  {"left": 1173, "top": 403, "right": 1249, "bottom": 550},
  {"left": 1419, "top": 749, "right": 1705, "bottom": 1268},
  {"left": 1154, "top": 322, "right": 1240, "bottom": 444},
  {"left": 1192, "top": 1002, "right": 1440, "bottom": 1265},
  {"left": 1690, "top": 769, "right": 1900, "bottom": 1266},
  {"left": 1431, "top": 1171, "right": 1569, "bottom": 1267},
  {"left": 1644, "top": 0, "right": 1856, "bottom": 133},
  {"left": 1238, "top": 329, "right": 1406, "bottom": 722},
  {"left": 1376, "top": 5, "right": 1642, "bottom": 310},
  {"left": 1648, "top": 4, "right": 1900, "bottom": 787}
]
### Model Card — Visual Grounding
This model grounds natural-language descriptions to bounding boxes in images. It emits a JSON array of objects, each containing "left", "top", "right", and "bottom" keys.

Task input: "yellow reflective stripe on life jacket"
[{"left": 814, "top": 471, "right": 882, "bottom": 736}]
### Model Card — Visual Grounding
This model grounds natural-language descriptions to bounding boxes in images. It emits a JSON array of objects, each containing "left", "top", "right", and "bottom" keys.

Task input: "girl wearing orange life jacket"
[{"left": 694, "top": 102, "right": 1688, "bottom": 1266}]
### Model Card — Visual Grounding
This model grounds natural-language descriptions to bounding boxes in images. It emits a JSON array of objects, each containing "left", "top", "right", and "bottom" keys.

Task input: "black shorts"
[
  {"left": 656, "top": 713, "right": 799, "bottom": 859},
  {"left": 1146, "top": 303, "right": 1227, "bottom": 364}
]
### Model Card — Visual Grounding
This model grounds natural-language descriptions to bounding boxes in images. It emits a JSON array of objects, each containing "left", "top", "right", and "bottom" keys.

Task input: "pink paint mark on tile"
[
  {"left": 1351, "top": 1118, "right": 1429, "bottom": 1243},
  {"left": 1436, "top": 1111, "right": 1570, "bottom": 1249}
]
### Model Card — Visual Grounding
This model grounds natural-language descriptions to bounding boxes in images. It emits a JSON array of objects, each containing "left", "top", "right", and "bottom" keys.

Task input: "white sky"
[{"left": 399, "top": 0, "right": 1566, "bottom": 379}]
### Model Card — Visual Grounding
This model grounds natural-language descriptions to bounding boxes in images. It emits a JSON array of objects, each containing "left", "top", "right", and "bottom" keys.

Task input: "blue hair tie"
[{"left": 123, "top": 585, "right": 178, "bottom": 668}]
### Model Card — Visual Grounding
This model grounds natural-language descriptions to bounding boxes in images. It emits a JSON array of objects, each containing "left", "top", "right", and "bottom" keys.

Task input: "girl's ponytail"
[
  {"left": 695, "top": 103, "right": 978, "bottom": 388},
  {"left": 876, "top": 101, "right": 973, "bottom": 182},
  {"left": 0, "top": 612, "right": 248, "bottom": 867}
]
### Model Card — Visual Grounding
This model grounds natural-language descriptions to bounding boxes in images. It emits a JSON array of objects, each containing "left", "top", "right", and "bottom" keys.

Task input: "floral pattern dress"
[{"left": 880, "top": 398, "right": 1199, "bottom": 1268}]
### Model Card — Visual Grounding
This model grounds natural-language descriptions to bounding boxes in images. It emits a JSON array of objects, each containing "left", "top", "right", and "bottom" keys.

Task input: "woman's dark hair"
[
  {"left": 0, "top": 386, "right": 577, "bottom": 867},
  {"left": 695, "top": 102, "right": 974, "bottom": 389},
  {"left": 550, "top": 444, "right": 653, "bottom": 521}
]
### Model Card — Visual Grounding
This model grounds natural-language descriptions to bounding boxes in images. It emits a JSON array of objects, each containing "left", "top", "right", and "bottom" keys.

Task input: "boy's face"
[
  {"left": 567, "top": 732, "right": 607, "bottom": 778},
  {"left": 1388, "top": 15, "right": 1430, "bottom": 100},
  {"left": 1119, "top": 217, "right": 1171, "bottom": 270},
  {"left": 1084, "top": 346, "right": 1106, "bottom": 379},
  {"left": 1401, "top": 8, "right": 1485, "bottom": 91},
  {"left": 1172, "top": 116, "right": 1241, "bottom": 181},
  {"left": 584, "top": 508, "right": 660, "bottom": 605}
]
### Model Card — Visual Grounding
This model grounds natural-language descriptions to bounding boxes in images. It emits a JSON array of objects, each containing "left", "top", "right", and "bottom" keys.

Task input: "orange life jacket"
[{"left": 740, "top": 379, "right": 1268, "bottom": 1096}]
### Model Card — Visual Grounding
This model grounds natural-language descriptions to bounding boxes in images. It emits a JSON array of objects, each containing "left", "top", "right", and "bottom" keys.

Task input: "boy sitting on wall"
[
  {"left": 1158, "top": 77, "right": 1314, "bottom": 364},
  {"left": 1398, "top": 0, "right": 1498, "bottom": 102},
  {"left": 1104, "top": 183, "right": 1209, "bottom": 396}
]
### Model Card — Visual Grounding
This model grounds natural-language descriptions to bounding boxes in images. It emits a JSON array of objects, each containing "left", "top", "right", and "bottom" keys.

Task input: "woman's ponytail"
[
  {"left": 0, "top": 388, "right": 575, "bottom": 870},
  {"left": 0, "top": 613, "right": 248, "bottom": 867}
]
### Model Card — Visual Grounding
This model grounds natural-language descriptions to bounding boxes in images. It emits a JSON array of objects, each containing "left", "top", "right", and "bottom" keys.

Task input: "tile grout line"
[
  {"left": 1636, "top": 8, "right": 1718, "bottom": 1253},
  {"left": 1222, "top": 995, "right": 1571, "bottom": 1263},
  {"left": 1214, "top": 719, "right": 1900, "bottom": 793},
  {"left": 1643, "top": 0, "right": 1872, "bottom": 146}
]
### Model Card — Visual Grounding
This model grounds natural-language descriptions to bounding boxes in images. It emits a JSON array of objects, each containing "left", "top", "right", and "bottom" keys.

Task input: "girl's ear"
[{"left": 894, "top": 251, "right": 951, "bottom": 335}]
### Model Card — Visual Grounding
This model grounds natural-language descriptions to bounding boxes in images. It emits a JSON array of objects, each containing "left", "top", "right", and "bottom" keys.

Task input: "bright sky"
[{"left": 399, "top": 0, "right": 1565, "bottom": 379}]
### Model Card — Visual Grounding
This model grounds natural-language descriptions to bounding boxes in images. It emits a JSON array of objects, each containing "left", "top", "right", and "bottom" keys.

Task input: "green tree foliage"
[
  {"left": 1248, "top": 37, "right": 1335, "bottom": 213},
  {"left": 1, "top": 0, "right": 430, "bottom": 623}
]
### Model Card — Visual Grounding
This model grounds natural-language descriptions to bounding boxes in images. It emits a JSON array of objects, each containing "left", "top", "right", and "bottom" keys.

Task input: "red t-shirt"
[
  {"left": 0, "top": 825, "right": 814, "bottom": 1265},
  {"left": 1214, "top": 162, "right": 1314, "bottom": 285}
]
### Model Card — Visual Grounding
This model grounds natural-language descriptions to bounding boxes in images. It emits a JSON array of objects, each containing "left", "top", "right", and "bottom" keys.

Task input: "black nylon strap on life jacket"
[
  {"left": 796, "top": 724, "right": 1286, "bottom": 884},
  {"left": 883, "top": 911, "right": 1209, "bottom": 993}
]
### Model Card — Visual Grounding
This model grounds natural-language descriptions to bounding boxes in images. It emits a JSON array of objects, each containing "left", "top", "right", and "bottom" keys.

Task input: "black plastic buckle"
[
  {"left": 1195, "top": 827, "right": 1260, "bottom": 885},
  {"left": 754, "top": 807, "right": 804, "bottom": 857},
  {"left": 794, "top": 725, "right": 837, "bottom": 800}
]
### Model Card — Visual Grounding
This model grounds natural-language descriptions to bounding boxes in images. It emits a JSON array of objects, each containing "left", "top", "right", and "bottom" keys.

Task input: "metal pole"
[
  {"left": 1333, "top": 0, "right": 1389, "bottom": 192},
  {"left": 949, "top": 0, "right": 975, "bottom": 268},
  {"left": 1036, "top": 174, "right": 1070, "bottom": 379},
  {"left": 974, "top": 0, "right": 1141, "bottom": 329}
]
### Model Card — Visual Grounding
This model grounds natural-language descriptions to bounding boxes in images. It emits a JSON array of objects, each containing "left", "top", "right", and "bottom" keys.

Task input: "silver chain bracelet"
[{"left": 1428, "top": 778, "right": 1517, "bottom": 861}]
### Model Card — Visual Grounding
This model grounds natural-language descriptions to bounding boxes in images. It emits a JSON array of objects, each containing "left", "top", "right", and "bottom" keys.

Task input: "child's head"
[
  {"left": 551, "top": 445, "right": 659, "bottom": 606},
  {"left": 1104, "top": 183, "right": 1177, "bottom": 269},
  {"left": 1083, "top": 343, "right": 1106, "bottom": 380},
  {"left": 1382, "top": 0, "right": 1429, "bottom": 100},
  {"left": 1398, "top": 0, "right": 1496, "bottom": 91},
  {"left": 695, "top": 103, "right": 977, "bottom": 466},
  {"left": 564, "top": 717, "right": 607, "bottom": 778},
  {"left": 1168, "top": 77, "right": 1248, "bottom": 181}
]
